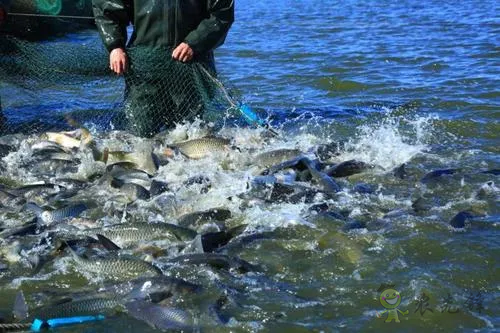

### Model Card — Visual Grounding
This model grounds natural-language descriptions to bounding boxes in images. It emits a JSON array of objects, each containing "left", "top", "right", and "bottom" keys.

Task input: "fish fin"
[
  {"left": 96, "top": 234, "right": 122, "bottom": 251},
  {"left": 13, "top": 290, "right": 29, "bottom": 320}
]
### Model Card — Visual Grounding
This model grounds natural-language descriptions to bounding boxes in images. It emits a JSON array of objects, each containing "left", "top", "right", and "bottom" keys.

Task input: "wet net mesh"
[{"left": 0, "top": 23, "right": 247, "bottom": 137}]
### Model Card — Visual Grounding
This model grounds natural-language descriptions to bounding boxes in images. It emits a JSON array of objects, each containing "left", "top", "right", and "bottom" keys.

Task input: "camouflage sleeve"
[
  {"left": 184, "top": 0, "right": 234, "bottom": 55},
  {"left": 91, "top": 0, "right": 131, "bottom": 52}
]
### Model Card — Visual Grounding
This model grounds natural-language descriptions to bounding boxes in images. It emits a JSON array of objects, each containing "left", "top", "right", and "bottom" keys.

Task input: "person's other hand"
[
  {"left": 109, "top": 48, "right": 127, "bottom": 75},
  {"left": 172, "top": 43, "right": 194, "bottom": 62}
]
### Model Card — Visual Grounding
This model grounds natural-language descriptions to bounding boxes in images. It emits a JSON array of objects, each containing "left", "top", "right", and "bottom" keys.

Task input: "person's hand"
[
  {"left": 172, "top": 43, "right": 194, "bottom": 62},
  {"left": 109, "top": 48, "right": 127, "bottom": 75}
]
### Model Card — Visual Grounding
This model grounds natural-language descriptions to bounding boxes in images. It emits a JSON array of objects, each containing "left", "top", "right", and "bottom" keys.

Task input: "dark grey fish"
[
  {"left": 150, "top": 180, "right": 169, "bottom": 196},
  {"left": 353, "top": 183, "right": 375, "bottom": 194},
  {"left": 342, "top": 221, "right": 366, "bottom": 231},
  {"left": 480, "top": 169, "right": 500, "bottom": 176},
  {"left": 125, "top": 300, "right": 194, "bottom": 331},
  {"left": 260, "top": 156, "right": 309, "bottom": 176},
  {"left": 325, "top": 160, "right": 373, "bottom": 178},
  {"left": 421, "top": 168, "right": 458, "bottom": 183},
  {"left": 393, "top": 163, "right": 407, "bottom": 179},
  {"left": 197, "top": 224, "right": 247, "bottom": 253},
  {"left": 302, "top": 158, "right": 341, "bottom": 193},
  {"left": 449, "top": 211, "right": 475, "bottom": 229},
  {"left": 167, "top": 253, "right": 260, "bottom": 273},
  {"left": 177, "top": 208, "right": 232, "bottom": 228},
  {"left": 411, "top": 196, "right": 432, "bottom": 213}
]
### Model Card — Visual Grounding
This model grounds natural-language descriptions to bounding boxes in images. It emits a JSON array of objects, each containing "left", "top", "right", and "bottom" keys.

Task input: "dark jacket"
[{"left": 92, "top": 0, "right": 234, "bottom": 56}]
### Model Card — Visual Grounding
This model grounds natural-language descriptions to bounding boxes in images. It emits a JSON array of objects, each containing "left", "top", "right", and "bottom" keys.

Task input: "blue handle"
[
  {"left": 31, "top": 315, "right": 105, "bottom": 331},
  {"left": 239, "top": 103, "right": 265, "bottom": 126}
]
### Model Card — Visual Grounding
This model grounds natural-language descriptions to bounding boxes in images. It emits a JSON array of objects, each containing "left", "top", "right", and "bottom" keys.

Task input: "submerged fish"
[
  {"left": 166, "top": 253, "right": 260, "bottom": 273},
  {"left": 421, "top": 168, "right": 458, "bottom": 183},
  {"left": 449, "top": 211, "right": 474, "bottom": 229},
  {"left": 166, "top": 136, "right": 231, "bottom": 159}
]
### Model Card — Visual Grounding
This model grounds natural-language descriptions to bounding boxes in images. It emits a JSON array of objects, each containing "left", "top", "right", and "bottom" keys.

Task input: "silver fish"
[
  {"left": 254, "top": 148, "right": 303, "bottom": 168},
  {"left": 30, "top": 297, "right": 123, "bottom": 320},
  {"left": 166, "top": 137, "right": 231, "bottom": 159},
  {"left": 68, "top": 247, "right": 162, "bottom": 280},
  {"left": 125, "top": 300, "right": 194, "bottom": 331},
  {"left": 79, "top": 223, "right": 196, "bottom": 246}
]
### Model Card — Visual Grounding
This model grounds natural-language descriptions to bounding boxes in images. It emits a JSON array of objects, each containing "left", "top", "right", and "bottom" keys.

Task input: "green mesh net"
[{"left": 0, "top": 32, "right": 251, "bottom": 137}]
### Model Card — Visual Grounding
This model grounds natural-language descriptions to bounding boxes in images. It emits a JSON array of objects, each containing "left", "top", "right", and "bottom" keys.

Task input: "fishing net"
[{"left": 0, "top": 17, "right": 260, "bottom": 137}]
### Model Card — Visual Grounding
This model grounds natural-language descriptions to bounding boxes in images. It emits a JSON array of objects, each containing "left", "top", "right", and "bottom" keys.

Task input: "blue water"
[{"left": 0, "top": 0, "right": 499, "bottom": 332}]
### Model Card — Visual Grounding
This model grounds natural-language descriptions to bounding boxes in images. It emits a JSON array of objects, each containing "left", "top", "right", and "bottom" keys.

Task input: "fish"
[
  {"left": 166, "top": 253, "right": 260, "bottom": 273},
  {"left": 325, "top": 160, "right": 374, "bottom": 178},
  {"left": 302, "top": 158, "right": 341, "bottom": 194},
  {"left": 30, "top": 297, "right": 123, "bottom": 321},
  {"left": 480, "top": 169, "right": 500, "bottom": 176},
  {"left": 105, "top": 149, "right": 159, "bottom": 176},
  {"left": 150, "top": 180, "right": 169, "bottom": 196},
  {"left": 27, "top": 202, "right": 89, "bottom": 225},
  {"left": 76, "top": 223, "right": 196, "bottom": 246},
  {"left": 421, "top": 168, "right": 458, "bottom": 183},
  {"left": 177, "top": 208, "right": 232, "bottom": 228},
  {"left": 111, "top": 180, "right": 151, "bottom": 201},
  {"left": 185, "top": 224, "right": 248, "bottom": 253},
  {"left": 67, "top": 245, "right": 162, "bottom": 280},
  {"left": 352, "top": 183, "right": 375, "bottom": 194},
  {"left": 41, "top": 129, "right": 92, "bottom": 150},
  {"left": 125, "top": 300, "right": 194, "bottom": 331},
  {"left": 105, "top": 276, "right": 202, "bottom": 300},
  {"left": 411, "top": 196, "right": 432, "bottom": 213},
  {"left": 449, "top": 211, "right": 475, "bottom": 229},
  {"left": 165, "top": 136, "right": 231, "bottom": 159},
  {"left": 393, "top": 163, "right": 407, "bottom": 179},
  {"left": 253, "top": 149, "right": 303, "bottom": 168}
]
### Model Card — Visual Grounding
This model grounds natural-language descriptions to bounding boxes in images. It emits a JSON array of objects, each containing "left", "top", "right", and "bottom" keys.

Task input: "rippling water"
[{"left": 0, "top": 0, "right": 498, "bottom": 332}]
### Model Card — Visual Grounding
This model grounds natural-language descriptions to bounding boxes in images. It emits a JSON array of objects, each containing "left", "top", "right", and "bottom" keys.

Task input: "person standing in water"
[{"left": 92, "top": 0, "right": 234, "bottom": 137}]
